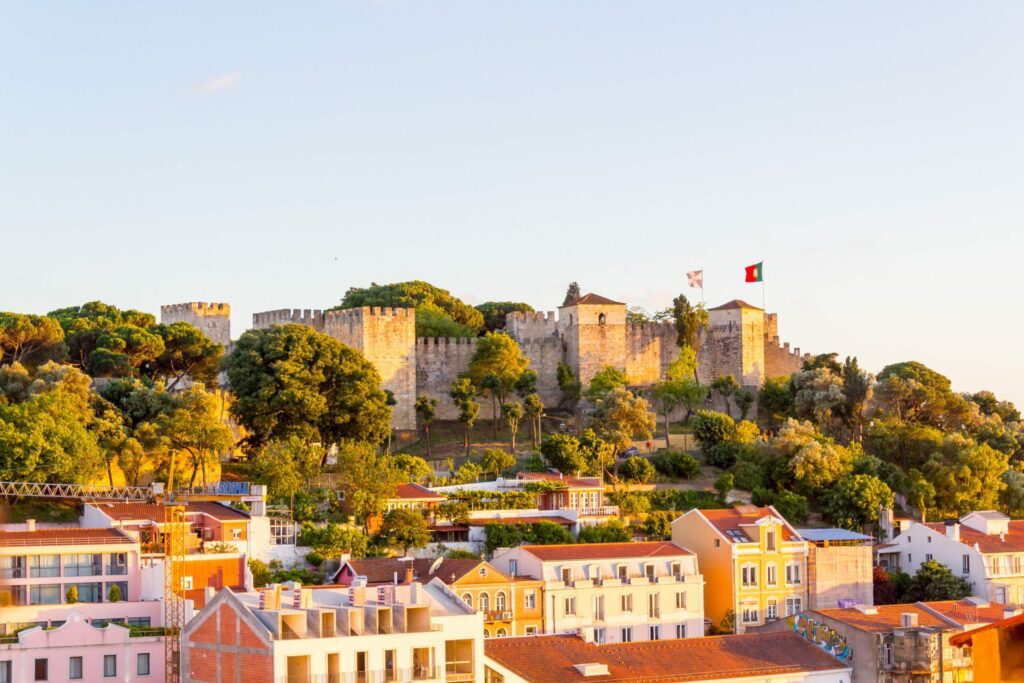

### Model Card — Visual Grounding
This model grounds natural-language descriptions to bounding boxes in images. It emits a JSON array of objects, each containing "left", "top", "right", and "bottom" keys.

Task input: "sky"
[{"left": 2, "top": 2, "right": 1023, "bottom": 404}]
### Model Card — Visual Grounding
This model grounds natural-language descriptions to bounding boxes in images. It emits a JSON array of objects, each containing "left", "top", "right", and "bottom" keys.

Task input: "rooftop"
[
  {"left": 91, "top": 501, "right": 250, "bottom": 522},
  {"left": 340, "top": 557, "right": 484, "bottom": 585},
  {"left": 950, "top": 609, "right": 1024, "bottom": 647},
  {"left": 922, "top": 520, "right": 1024, "bottom": 553},
  {"left": 517, "top": 472, "right": 604, "bottom": 489},
  {"left": 814, "top": 599, "right": 1013, "bottom": 633},
  {"left": 470, "top": 515, "right": 575, "bottom": 527},
  {"left": 390, "top": 483, "right": 444, "bottom": 500},
  {"left": 0, "top": 527, "right": 137, "bottom": 547},
  {"left": 484, "top": 632, "right": 847, "bottom": 682},
  {"left": 796, "top": 528, "right": 873, "bottom": 544},
  {"left": 695, "top": 506, "right": 800, "bottom": 544},
  {"left": 707, "top": 299, "right": 763, "bottom": 312},
  {"left": 559, "top": 293, "right": 624, "bottom": 307},
  {"left": 521, "top": 541, "right": 692, "bottom": 562}
]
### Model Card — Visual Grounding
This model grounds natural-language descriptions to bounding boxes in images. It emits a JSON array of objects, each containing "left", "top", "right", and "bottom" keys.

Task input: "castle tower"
[
  {"left": 324, "top": 307, "right": 417, "bottom": 431},
  {"left": 160, "top": 302, "right": 232, "bottom": 347},
  {"left": 704, "top": 299, "right": 765, "bottom": 387},
  {"left": 558, "top": 293, "right": 628, "bottom": 389}
]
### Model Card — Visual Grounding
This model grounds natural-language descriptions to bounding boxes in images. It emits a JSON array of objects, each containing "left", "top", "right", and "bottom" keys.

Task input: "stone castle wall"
[
  {"left": 252, "top": 309, "right": 324, "bottom": 332},
  {"left": 625, "top": 321, "right": 679, "bottom": 385},
  {"left": 505, "top": 311, "right": 559, "bottom": 341},
  {"left": 765, "top": 336, "right": 809, "bottom": 378},
  {"left": 160, "top": 302, "right": 232, "bottom": 347},
  {"left": 415, "top": 337, "right": 482, "bottom": 420}
]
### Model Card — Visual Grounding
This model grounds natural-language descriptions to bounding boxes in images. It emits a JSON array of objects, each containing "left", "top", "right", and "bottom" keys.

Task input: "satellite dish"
[{"left": 429, "top": 556, "right": 444, "bottom": 576}]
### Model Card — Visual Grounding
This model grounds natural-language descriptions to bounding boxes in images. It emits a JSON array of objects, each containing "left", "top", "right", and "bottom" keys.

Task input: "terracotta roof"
[
  {"left": 922, "top": 520, "right": 1024, "bottom": 553},
  {"left": 813, "top": 599, "right": 1012, "bottom": 633},
  {"left": 950, "top": 610, "right": 1024, "bottom": 647},
  {"left": 474, "top": 516, "right": 575, "bottom": 527},
  {"left": 559, "top": 293, "right": 624, "bottom": 307},
  {"left": 517, "top": 472, "right": 604, "bottom": 489},
  {"left": 708, "top": 299, "right": 762, "bottom": 311},
  {"left": 0, "top": 527, "right": 137, "bottom": 547},
  {"left": 484, "top": 632, "right": 847, "bottom": 682},
  {"left": 343, "top": 558, "right": 485, "bottom": 585},
  {"left": 696, "top": 507, "right": 800, "bottom": 543},
  {"left": 391, "top": 483, "right": 444, "bottom": 500},
  {"left": 522, "top": 541, "right": 691, "bottom": 562},
  {"left": 92, "top": 501, "right": 250, "bottom": 522}
]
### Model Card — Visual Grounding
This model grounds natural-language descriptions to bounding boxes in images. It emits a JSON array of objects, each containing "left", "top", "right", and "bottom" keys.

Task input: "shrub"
[
  {"left": 107, "top": 584, "right": 122, "bottom": 603},
  {"left": 66, "top": 585, "right": 78, "bottom": 604},
  {"left": 620, "top": 456, "right": 656, "bottom": 483},
  {"left": 577, "top": 520, "right": 631, "bottom": 543},
  {"left": 642, "top": 511, "right": 676, "bottom": 539},
  {"left": 731, "top": 458, "right": 764, "bottom": 491},
  {"left": 706, "top": 441, "right": 740, "bottom": 469},
  {"left": 772, "top": 490, "right": 809, "bottom": 524},
  {"left": 305, "top": 551, "right": 325, "bottom": 567},
  {"left": 692, "top": 410, "right": 736, "bottom": 455},
  {"left": 653, "top": 449, "right": 701, "bottom": 479}
]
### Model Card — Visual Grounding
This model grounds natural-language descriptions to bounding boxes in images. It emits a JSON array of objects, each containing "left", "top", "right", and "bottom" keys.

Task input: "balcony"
[
  {"left": 577, "top": 506, "right": 619, "bottom": 517},
  {"left": 445, "top": 660, "right": 474, "bottom": 682},
  {"left": 483, "top": 610, "right": 513, "bottom": 622}
]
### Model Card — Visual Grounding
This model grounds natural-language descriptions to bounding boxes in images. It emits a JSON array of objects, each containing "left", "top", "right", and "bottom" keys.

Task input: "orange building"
[{"left": 950, "top": 610, "right": 1024, "bottom": 682}]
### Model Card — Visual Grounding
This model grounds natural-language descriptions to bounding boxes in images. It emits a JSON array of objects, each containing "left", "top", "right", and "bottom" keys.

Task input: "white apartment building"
[
  {"left": 491, "top": 541, "right": 704, "bottom": 644},
  {"left": 877, "top": 511, "right": 1024, "bottom": 607}
]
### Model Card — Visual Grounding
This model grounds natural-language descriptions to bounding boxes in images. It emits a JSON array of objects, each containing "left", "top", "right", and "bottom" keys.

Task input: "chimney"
[
  {"left": 945, "top": 520, "right": 960, "bottom": 542},
  {"left": 901, "top": 612, "right": 919, "bottom": 628},
  {"left": 878, "top": 506, "right": 894, "bottom": 541},
  {"left": 405, "top": 566, "right": 415, "bottom": 584},
  {"left": 25, "top": 519, "right": 36, "bottom": 532}
]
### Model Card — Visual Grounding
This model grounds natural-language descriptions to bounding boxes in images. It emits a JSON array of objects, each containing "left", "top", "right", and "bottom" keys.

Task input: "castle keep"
[{"left": 163, "top": 293, "right": 808, "bottom": 431}]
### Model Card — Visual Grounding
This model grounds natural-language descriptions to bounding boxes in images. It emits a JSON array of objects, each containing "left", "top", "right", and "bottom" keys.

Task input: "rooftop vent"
[
  {"left": 901, "top": 612, "right": 919, "bottom": 628},
  {"left": 853, "top": 605, "right": 878, "bottom": 615},
  {"left": 574, "top": 664, "right": 610, "bottom": 677}
]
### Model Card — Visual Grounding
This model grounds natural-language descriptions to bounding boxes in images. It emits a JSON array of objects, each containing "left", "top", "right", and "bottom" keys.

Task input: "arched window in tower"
[{"left": 598, "top": 313, "right": 607, "bottom": 326}]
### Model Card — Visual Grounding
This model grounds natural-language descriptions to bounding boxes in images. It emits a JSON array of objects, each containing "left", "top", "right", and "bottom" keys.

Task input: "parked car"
[{"left": 618, "top": 447, "right": 639, "bottom": 459}]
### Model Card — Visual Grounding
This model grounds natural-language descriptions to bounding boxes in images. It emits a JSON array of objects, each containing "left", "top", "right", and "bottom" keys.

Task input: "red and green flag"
[{"left": 744, "top": 261, "right": 763, "bottom": 283}]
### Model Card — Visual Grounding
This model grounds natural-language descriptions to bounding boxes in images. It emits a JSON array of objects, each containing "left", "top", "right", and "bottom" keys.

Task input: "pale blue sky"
[{"left": 2, "top": 3, "right": 1023, "bottom": 403}]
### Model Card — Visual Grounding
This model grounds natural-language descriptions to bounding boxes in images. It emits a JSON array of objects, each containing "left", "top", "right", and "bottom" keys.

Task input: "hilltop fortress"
[{"left": 161, "top": 293, "right": 809, "bottom": 431}]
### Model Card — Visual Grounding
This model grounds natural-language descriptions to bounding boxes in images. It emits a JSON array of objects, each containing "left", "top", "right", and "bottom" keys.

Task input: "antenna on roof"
[{"left": 429, "top": 556, "right": 444, "bottom": 576}]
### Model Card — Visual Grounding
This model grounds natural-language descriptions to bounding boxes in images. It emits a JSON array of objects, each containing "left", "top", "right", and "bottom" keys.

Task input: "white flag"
[{"left": 687, "top": 270, "right": 704, "bottom": 289}]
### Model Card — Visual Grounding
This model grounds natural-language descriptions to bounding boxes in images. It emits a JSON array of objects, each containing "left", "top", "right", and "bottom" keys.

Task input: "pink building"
[{"left": 0, "top": 611, "right": 164, "bottom": 683}]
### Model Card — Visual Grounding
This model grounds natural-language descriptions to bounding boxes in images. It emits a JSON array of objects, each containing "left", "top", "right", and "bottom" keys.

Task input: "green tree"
[
  {"left": 453, "top": 461, "right": 483, "bottom": 484},
  {"left": 335, "top": 441, "right": 401, "bottom": 529},
  {"left": 390, "top": 453, "right": 433, "bottom": 483},
  {"left": 0, "top": 312, "right": 66, "bottom": 368},
  {"left": 249, "top": 436, "right": 324, "bottom": 514},
  {"left": 874, "top": 361, "right": 974, "bottom": 430},
  {"left": 224, "top": 324, "right": 392, "bottom": 450},
  {"left": 642, "top": 511, "right": 675, "bottom": 539},
  {"left": 824, "top": 474, "right": 894, "bottom": 530},
  {"left": 670, "top": 294, "right": 707, "bottom": 353},
  {"left": 467, "top": 333, "right": 529, "bottom": 428},
  {"left": 540, "top": 433, "right": 586, "bottom": 474},
  {"left": 864, "top": 418, "right": 945, "bottom": 470},
  {"left": 378, "top": 508, "right": 431, "bottom": 556},
  {"left": 577, "top": 520, "right": 631, "bottom": 543},
  {"left": 758, "top": 376, "right": 794, "bottom": 426},
  {"left": 773, "top": 419, "right": 853, "bottom": 493},
  {"left": 563, "top": 282, "right": 581, "bottom": 306},
  {"left": 612, "top": 491, "right": 652, "bottom": 517},
  {"left": 838, "top": 357, "right": 872, "bottom": 441},
  {"left": 792, "top": 367, "right": 845, "bottom": 427},
  {"left": 49, "top": 302, "right": 158, "bottom": 373},
  {"left": 714, "top": 472, "right": 735, "bottom": 502},
  {"left": 734, "top": 389, "right": 755, "bottom": 420},
  {"left": 922, "top": 434, "right": 1009, "bottom": 517},
  {"left": 592, "top": 387, "right": 656, "bottom": 452},
  {"left": 557, "top": 363, "right": 581, "bottom": 406},
  {"left": 151, "top": 322, "right": 224, "bottom": 390},
  {"left": 481, "top": 448, "right": 516, "bottom": 478},
  {"left": 711, "top": 375, "right": 740, "bottom": 414},
  {"left": 503, "top": 401, "right": 524, "bottom": 452},
  {"left": 450, "top": 377, "right": 480, "bottom": 456},
  {"left": 514, "top": 370, "right": 538, "bottom": 399},
  {"left": 586, "top": 366, "right": 629, "bottom": 401},
  {"left": 651, "top": 378, "right": 685, "bottom": 447},
  {"left": 438, "top": 500, "right": 471, "bottom": 526},
  {"left": 162, "top": 386, "right": 235, "bottom": 490},
  {"left": 337, "top": 281, "right": 483, "bottom": 336},
  {"left": 414, "top": 396, "right": 438, "bottom": 457},
  {"left": 107, "top": 584, "right": 122, "bottom": 603},
  {"left": 902, "top": 560, "right": 972, "bottom": 602},
  {"left": 1001, "top": 468, "right": 1024, "bottom": 517},
  {"left": 476, "top": 302, "right": 535, "bottom": 333},
  {"left": 523, "top": 393, "right": 544, "bottom": 450},
  {"left": 620, "top": 456, "right": 655, "bottom": 483},
  {"left": 298, "top": 522, "right": 369, "bottom": 559},
  {"left": 692, "top": 410, "right": 737, "bottom": 456},
  {"left": 66, "top": 585, "right": 78, "bottom": 604},
  {"left": 652, "top": 449, "right": 700, "bottom": 479}
]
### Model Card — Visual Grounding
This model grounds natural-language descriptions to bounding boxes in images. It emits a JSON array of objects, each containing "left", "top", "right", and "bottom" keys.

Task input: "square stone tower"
[
  {"left": 323, "top": 307, "right": 417, "bottom": 431},
  {"left": 704, "top": 299, "right": 765, "bottom": 387},
  {"left": 558, "top": 293, "right": 628, "bottom": 389},
  {"left": 160, "top": 302, "right": 231, "bottom": 347}
]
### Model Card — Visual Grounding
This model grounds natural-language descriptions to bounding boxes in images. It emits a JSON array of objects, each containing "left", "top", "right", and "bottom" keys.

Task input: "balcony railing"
[
  {"left": 484, "top": 610, "right": 513, "bottom": 622},
  {"left": 577, "top": 506, "right": 619, "bottom": 517},
  {"left": 445, "top": 660, "right": 474, "bottom": 682}
]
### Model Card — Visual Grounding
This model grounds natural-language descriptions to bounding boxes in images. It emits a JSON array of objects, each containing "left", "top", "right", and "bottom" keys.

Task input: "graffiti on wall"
[{"left": 788, "top": 612, "right": 853, "bottom": 661}]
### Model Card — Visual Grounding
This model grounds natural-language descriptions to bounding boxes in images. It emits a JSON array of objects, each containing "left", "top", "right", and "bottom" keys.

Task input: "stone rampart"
[
  {"left": 251, "top": 308, "right": 325, "bottom": 332},
  {"left": 160, "top": 302, "right": 231, "bottom": 346}
]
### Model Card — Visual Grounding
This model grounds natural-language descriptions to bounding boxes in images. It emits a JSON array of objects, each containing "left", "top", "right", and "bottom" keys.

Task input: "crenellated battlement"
[
  {"left": 507, "top": 310, "right": 557, "bottom": 323},
  {"left": 626, "top": 320, "right": 676, "bottom": 340},
  {"left": 252, "top": 308, "right": 324, "bottom": 330},
  {"left": 415, "top": 336, "right": 478, "bottom": 347},
  {"left": 161, "top": 302, "right": 231, "bottom": 317},
  {"left": 327, "top": 306, "right": 414, "bottom": 320},
  {"left": 506, "top": 310, "right": 559, "bottom": 341}
]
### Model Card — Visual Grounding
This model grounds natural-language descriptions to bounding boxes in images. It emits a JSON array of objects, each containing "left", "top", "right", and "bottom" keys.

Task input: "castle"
[{"left": 161, "top": 293, "right": 809, "bottom": 431}]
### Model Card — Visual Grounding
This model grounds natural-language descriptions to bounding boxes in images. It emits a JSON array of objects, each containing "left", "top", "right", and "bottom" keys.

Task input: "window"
[
  {"left": 478, "top": 593, "right": 489, "bottom": 612},
  {"left": 786, "top": 597, "right": 803, "bottom": 616},
  {"left": 593, "top": 628, "right": 605, "bottom": 644},
  {"left": 385, "top": 650, "right": 397, "bottom": 681},
  {"left": 30, "top": 584, "right": 61, "bottom": 605},
  {"left": 620, "top": 627, "right": 633, "bottom": 643},
  {"left": 670, "top": 562, "right": 682, "bottom": 580},
  {"left": 766, "top": 600, "right": 778, "bottom": 621},
  {"left": 30, "top": 555, "right": 60, "bottom": 578},
  {"left": 479, "top": 567, "right": 488, "bottom": 577},
  {"left": 926, "top": 553, "right": 934, "bottom": 562},
  {"left": 524, "top": 590, "right": 536, "bottom": 609},
  {"left": 766, "top": 530, "right": 776, "bottom": 551},
  {"left": 525, "top": 626, "right": 537, "bottom": 635},
  {"left": 34, "top": 659, "right": 48, "bottom": 681},
  {"left": 963, "top": 555, "right": 970, "bottom": 574},
  {"left": 714, "top": 539, "right": 721, "bottom": 548},
  {"left": 105, "top": 582, "right": 128, "bottom": 602},
  {"left": 741, "top": 565, "right": 758, "bottom": 588},
  {"left": 741, "top": 606, "right": 759, "bottom": 624},
  {"left": 105, "top": 553, "right": 127, "bottom": 576},
  {"left": 593, "top": 595, "right": 604, "bottom": 621},
  {"left": 620, "top": 594, "right": 633, "bottom": 612},
  {"left": 270, "top": 518, "right": 296, "bottom": 545},
  {"left": 104, "top": 654, "right": 117, "bottom": 677},
  {"left": 907, "top": 553, "right": 912, "bottom": 565},
  {"left": 564, "top": 597, "right": 576, "bottom": 615},
  {"left": 598, "top": 313, "right": 607, "bottom": 326},
  {"left": 675, "top": 623, "right": 687, "bottom": 639},
  {"left": 882, "top": 643, "right": 894, "bottom": 667},
  {"left": 785, "top": 563, "right": 802, "bottom": 586},
  {"left": 766, "top": 564, "right": 777, "bottom": 586},
  {"left": 64, "top": 554, "right": 101, "bottom": 577},
  {"left": 927, "top": 536, "right": 932, "bottom": 543},
  {"left": 69, "top": 583, "right": 102, "bottom": 603},
  {"left": 647, "top": 593, "right": 660, "bottom": 618},
  {"left": 649, "top": 625, "right": 660, "bottom": 640},
  {"left": 70, "top": 656, "right": 83, "bottom": 680},
  {"left": 495, "top": 628, "right": 507, "bottom": 637},
  {"left": 644, "top": 564, "right": 655, "bottom": 581},
  {"left": 495, "top": 592, "right": 506, "bottom": 611},
  {"left": 231, "top": 528, "right": 242, "bottom": 540},
  {"left": 617, "top": 564, "right": 628, "bottom": 581},
  {"left": 461, "top": 593, "right": 473, "bottom": 608},
  {"left": 589, "top": 564, "right": 602, "bottom": 583},
  {"left": 0, "top": 661, "right": 10, "bottom": 683},
  {"left": 0, "top": 556, "right": 25, "bottom": 579},
  {"left": 560, "top": 567, "right": 572, "bottom": 584},
  {"left": 508, "top": 560, "right": 518, "bottom": 577},
  {"left": 675, "top": 591, "right": 686, "bottom": 610}
]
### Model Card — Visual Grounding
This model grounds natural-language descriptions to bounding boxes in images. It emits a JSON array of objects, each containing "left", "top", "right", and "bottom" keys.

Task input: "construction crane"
[{"left": 1, "top": 468, "right": 260, "bottom": 683}]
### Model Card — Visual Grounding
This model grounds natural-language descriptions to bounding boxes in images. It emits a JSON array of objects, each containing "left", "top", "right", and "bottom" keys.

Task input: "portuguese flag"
[{"left": 745, "top": 261, "right": 763, "bottom": 283}]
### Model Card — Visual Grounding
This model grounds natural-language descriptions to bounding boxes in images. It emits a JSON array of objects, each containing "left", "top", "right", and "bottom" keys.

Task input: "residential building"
[
  {"left": 491, "top": 541, "right": 704, "bottom": 643},
  {"left": 182, "top": 579, "right": 484, "bottom": 683},
  {"left": 427, "top": 510, "right": 576, "bottom": 557},
  {"left": 798, "top": 528, "right": 874, "bottom": 609},
  {"left": 671, "top": 505, "right": 810, "bottom": 633},
  {"left": 386, "top": 483, "right": 446, "bottom": 514},
  {"left": 482, "top": 631, "right": 852, "bottom": 683},
  {"left": 514, "top": 473, "right": 613, "bottom": 518},
  {"left": 333, "top": 557, "right": 545, "bottom": 638},
  {"left": 759, "top": 598, "right": 1020, "bottom": 683},
  {"left": 876, "top": 511, "right": 1024, "bottom": 607},
  {"left": 950, "top": 609, "right": 1024, "bottom": 683},
  {"left": 0, "top": 611, "right": 165, "bottom": 683}
]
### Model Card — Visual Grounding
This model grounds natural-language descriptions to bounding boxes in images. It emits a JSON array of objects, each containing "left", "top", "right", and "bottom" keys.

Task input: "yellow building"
[
  {"left": 672, "top": 505, "right": 809, "bottom": 633},
  {"left": 333, "top": 557, "right": 544, "bottom": 637}
]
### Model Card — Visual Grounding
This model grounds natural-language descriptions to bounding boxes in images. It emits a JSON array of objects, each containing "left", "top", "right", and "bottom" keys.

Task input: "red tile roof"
[
  {"left": 522, "top": 541, "right": 691, "bottom": 562},
  {"left": 92, "top": 501, "right": 250, "bottom": 522},
  {"left": 559, "top": 293, "right": 624, "bottom": 307},
  {"left": 950, "top": 610, "right": 1024, "bottom": 647},
  {"left": 517, "top": 472, "right": 604, "bottom": 489},
  {"left": 708, "top": 299, "right": 762, "bottom": 311},
  {"left": 813, "top": 600, "right": 1012, "bottom": 633},
  {"left": 341, "top": 558, "right": 485, "bottom": 585},
  {"left": 484, "top": 632, "right": 847, "bottom": 682},
  {"left": 391, "top": 483, "right": 444, "bottom": 500},
  {"left": 695, "top": 506, "right": 800, "bottom": 544},
  {"left": 0, "top": 527, "right": 137, "bottom": 547},
  {"left": 920, "top": 600, "right": 1016, "bottom": 627},
  {"left": 922, "top": 520, "right": 1024, "bottom": 553}
]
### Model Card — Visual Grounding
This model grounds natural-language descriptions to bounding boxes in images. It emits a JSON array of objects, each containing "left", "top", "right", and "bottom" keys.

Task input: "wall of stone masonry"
[
  {"left": 161, "top": 302, "right": 232, "bottom": 347},
  {"left": 251, "top": 308, "right": 324, "bottom": 332},
  {"left": 415, "top": 337, "right": 482, "bottom": 420}
]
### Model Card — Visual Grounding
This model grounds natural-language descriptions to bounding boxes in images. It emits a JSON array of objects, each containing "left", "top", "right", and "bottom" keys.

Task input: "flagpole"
[{"left": 761, "top": 278, "right": 765, "bottom": 312}]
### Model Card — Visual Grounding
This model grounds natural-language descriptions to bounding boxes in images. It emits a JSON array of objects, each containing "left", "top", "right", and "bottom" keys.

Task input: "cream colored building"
[{"left": 491, "top": 541, "right": 704, "bottom": 644}]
